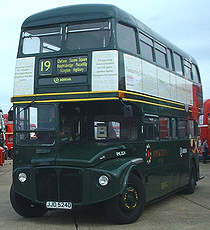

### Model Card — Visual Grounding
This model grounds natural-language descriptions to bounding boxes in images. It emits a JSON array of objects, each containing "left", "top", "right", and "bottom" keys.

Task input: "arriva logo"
[{"left": 53, "top": 78, "right": 60, "bottom": 84}]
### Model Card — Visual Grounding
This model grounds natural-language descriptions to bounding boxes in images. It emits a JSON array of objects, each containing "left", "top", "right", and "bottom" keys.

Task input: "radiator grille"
[
  {"left": 35, "top": 168, "right": 83, "bottom": 203},
  {"left": 36, "top": 168, "right": 58, "bottom": 201},
  {"left": 60, "top": 169, "right": 83, "bottom": 202}
]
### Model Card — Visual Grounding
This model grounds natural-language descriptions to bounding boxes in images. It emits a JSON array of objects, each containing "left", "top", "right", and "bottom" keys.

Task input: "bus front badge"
[{"left": 145, "top": 144, "right": 152, "bottom": 165}]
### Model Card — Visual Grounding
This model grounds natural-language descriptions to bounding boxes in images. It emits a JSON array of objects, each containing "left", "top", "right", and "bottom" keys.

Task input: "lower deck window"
[
  {"left": 59, "top": 102, "right": 138, "bottom": 143},
  {"left": 171, "top": 118, "right": 177, "bottom": 138},
  {"left": 178, "top": 118, "right": 187, "bottom": 139},
  {"left": 143, "top": 116, "right": 158, "bottom": 140},
  {"left": 94, "top": 121, "right": 120, "bottom": 140},
  {"left": 94, "top": 118, "right": 137, "bottom": 141},
  {"left": 159, "top": 117, "right": 170, "bottom": 139},
  {"left": 188, "top": 120, "right": 195, "bottom": 138}
]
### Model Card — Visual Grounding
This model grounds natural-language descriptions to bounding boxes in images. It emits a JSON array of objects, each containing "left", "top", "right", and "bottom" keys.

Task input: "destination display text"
[{"left": 56, "top": 56, "right": 88, "bottom": 75}]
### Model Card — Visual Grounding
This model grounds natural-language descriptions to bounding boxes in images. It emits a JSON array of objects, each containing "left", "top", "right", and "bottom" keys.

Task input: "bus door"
[
  {"left": 158, "top": 117, "right": 179, "bottom": 193},
  {"left": 143, "top": 115, "right": 162, "bottom": 200},
  {"left": 177, "top": 119, "right": 190, "bottom": 187}
]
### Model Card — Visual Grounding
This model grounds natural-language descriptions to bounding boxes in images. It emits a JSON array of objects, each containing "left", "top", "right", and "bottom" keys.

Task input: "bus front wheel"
[
  {"left": 10, "top": 185, "right": 47, "bottom": 217},
  {"left": 104, "top": 174, "right": 145, "bottom": 224}
]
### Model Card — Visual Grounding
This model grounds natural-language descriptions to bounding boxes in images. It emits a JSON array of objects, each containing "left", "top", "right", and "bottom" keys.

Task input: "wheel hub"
[{"left": 121, "top": 186, "right": 139, "bottom": 211}]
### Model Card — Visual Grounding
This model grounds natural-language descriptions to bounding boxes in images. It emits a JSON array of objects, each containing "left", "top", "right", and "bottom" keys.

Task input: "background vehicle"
[
  {"left": 3, "top": 114, "right": 14, "bottom": 159},
  {"left": 199, "top": 99, "right": 210, "bottom": 159},
  {"left": 10, "top": 4, "right": 203, "bottom": 224},
  {"left": 0, "top": 108, "right": 7, "bottom": 165}
]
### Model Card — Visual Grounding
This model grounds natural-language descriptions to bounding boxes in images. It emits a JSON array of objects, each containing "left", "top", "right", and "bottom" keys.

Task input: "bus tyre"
[
  {"left": 10, "top": 185, "right": 47, "bottom": 217},
  {"left": 104, "top": 174, "right": 145, "bottom": 224},
  {"left": 184, "top": 165, "right": 196, "bottom": 194}
]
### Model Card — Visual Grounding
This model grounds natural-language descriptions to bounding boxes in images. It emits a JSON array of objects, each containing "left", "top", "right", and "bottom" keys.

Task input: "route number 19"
[{"left": 39, "top": 59, "right": 52, "bottom": 76}]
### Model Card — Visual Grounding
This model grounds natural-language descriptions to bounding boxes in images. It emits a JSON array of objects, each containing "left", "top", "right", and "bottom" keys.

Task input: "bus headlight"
[
  {"left": 18, "top": 173, "right": 27, "bottom": 183},
  {"left": 99, "top": 175, "right": 109, "bottom": 186}
]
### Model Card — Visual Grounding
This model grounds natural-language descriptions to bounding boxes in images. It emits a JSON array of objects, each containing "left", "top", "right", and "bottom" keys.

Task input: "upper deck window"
[
  {"left": 139, "top": 33, "right": 154, "bottom": 62},
  {"left": 155, "top": 43, "right": 167, "bottom": 68},
  {"left": 174, "top": 53, "right": 183, "bottom": 76},
  {"left": 167, "top": 49, "right": 173, "bottom": 71},
  {"left": 22, "top": 27, "right": 62, "bottom": 54},
  {"left": 184, "top": 60, "right": 192, "bottom": 80},
  {"left": 192, "top": 64, "right": 200, "bottom": 83},
  {"left": 117, "top": 23, "right": 137, "bottom": 54},
  {"left": 65, "top": 21, "right": 111, "bottom": 50}
]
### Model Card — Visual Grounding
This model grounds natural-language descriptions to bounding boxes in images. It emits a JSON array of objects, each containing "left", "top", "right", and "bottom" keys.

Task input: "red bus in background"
[
  {"left": 3, "top": 114, "right": 14, "bottom": 159},
  {"left": 3, "top": 114, "right": 35, "bottom": 159},
  {"left": 199, "top": 99, "right": 210, "bottom": 159},
  {"left": 0, "top": 108, "right": 6, "bottom": 165}
]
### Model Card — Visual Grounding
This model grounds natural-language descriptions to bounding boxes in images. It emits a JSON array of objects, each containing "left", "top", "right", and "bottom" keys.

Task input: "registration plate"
[{"left": 46, "top": 201, "right": 72, "bottom": 210}]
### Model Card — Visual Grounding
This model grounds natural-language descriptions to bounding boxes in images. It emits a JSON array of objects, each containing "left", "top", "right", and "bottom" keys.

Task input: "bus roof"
[{"left": 22, "top": 4, "right": 196, "bottom": 63}]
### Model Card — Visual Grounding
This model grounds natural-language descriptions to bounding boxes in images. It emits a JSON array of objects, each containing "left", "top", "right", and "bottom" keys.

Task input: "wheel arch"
[{"left": 120, "top": 162, "right": 145, "bottom": 195}]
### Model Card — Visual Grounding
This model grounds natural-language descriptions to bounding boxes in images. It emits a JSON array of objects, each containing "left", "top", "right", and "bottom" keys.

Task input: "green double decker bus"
[{"left": 10, "top": 4, "right": 203, "bottom": 224}]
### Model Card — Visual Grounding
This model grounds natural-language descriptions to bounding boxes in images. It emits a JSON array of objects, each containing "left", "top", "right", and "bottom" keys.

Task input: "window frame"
[
  {"left": 167, "top": 48, "right": 174, "bottom": 71},
  {"left": 93, "top": 115, "right": 138, "bottom": 142},
  {"left": 177, "top": 118, "right": 187, "bottom": 139},
  {"left": 154, "top": 42, "right": 167, "bottom": 68},
  {"left": 117, "top": 22, "right": 138, "bottom": 54},
  {"left": 143, "top": 114, "right": 159, "bottom": 141},
  {"left": 139, "top": 32, "right": 154, "bottom": 62},
  {"left": 184, "top": 59, "right": 192, "bottom": 80},
  {"left": 21, "top": 26, "right": 63, "bottom": 54},
  {"left": 192, "top": 64, "right": 201, "bottom": 83},
  {"left": 171, "top": 118, "right": 177, "bottom": 139},
  {"left": 187, "top": 119, "right": 195, "bottom": 138},
  {"left": 159, "top": 117, "right": 170, "bottom": 139},
  {"left": 173, "top": 52, "right": 183, "bottom": 76},
  {"left": 65, "top": 20, "right": 112, "bottom": 50}
]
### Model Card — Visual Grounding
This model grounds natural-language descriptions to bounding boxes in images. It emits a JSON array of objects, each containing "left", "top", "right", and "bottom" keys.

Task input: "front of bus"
[{"left": 11, "top": 5, "right": 144, "bottom": 221}]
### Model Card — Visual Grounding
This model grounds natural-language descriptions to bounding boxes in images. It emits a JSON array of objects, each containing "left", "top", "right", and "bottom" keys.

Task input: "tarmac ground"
[{"left": 0, "top": 160, "right": 209, "bottom": 230}]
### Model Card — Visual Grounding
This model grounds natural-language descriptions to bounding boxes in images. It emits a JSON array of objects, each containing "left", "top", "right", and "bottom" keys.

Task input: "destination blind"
[{"left": 56, "top": 56, "right": 88, "bottom": 75}]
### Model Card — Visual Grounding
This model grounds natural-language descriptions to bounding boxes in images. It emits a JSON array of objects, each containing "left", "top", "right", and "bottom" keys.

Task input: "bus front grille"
[
  {"left": 60, "top": 169, "right": 83, "bottom": 203},
  {"left": 36, "top": 169, "right": 58, "bottom": 201},
  {"left": 35, "top": 168, "right": 83, "bottom": 203}
]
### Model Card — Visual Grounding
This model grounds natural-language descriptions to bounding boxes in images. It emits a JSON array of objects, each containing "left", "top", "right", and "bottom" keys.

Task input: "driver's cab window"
[{"left": 60, "top": 118, "right": 81, "bottom": 142}]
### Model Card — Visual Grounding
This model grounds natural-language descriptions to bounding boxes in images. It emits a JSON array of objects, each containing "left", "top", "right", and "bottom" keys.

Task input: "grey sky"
[{"left": 1, "top": 0, "right": 209, "bottom": 113}]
